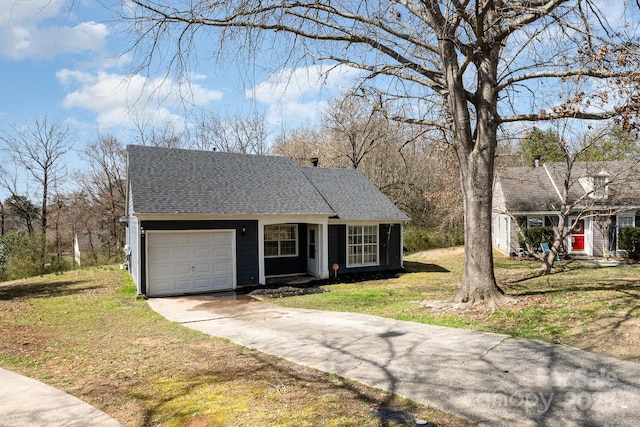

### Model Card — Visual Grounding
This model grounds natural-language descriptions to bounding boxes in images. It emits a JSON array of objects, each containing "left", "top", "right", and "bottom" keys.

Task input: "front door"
[
  {"left": 570, "top": 218, "right": 585, "bottom": 252},
  {"left": 307, "top": 225, "right": 319, "bottom": 276}
]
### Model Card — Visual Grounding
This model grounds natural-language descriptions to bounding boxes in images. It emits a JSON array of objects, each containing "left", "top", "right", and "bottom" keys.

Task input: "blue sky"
[{"left": 0, "top": 0, "right": 358, "bottom": 186}]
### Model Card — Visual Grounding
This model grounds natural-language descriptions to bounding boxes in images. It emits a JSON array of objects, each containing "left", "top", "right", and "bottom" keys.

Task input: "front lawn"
[
  {"left": 0, "top": 267, "right": 468, "bottom": 426},
  {"left": 268, "top": 247, "right": 640, "bottom": 363}
]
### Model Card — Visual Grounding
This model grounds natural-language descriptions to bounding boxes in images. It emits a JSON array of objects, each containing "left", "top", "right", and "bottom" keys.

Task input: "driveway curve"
[{"left": 148, "top": 294, "right": 640, "bottom": 427}]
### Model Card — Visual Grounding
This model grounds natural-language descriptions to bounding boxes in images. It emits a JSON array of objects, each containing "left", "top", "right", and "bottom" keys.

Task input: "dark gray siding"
[
  {"left": 379, "top": 224, "right": 403, "bottom": 269},
  {"left": 139, "top": 220, "right": 259, "bottom": 292},
  {"left": 265, "top": 223, "right": 308, "bottom": 276},
  {"left": 328, "top": 224, "right": 347, "bottom": 274}
]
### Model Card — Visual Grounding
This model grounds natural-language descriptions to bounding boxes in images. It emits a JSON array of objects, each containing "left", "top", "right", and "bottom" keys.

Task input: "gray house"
[
  {"left": 124, "top": 145, "right": 408, "bottom": 297},
  {"left": 492, "top": 161, "right": 640, "bottom": 257}
]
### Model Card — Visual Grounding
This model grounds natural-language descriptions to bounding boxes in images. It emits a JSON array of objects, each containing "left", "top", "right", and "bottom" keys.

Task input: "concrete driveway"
[
  {"left": 149, "top": 294, "right": 640, "bottom": 427},
  {"left": 0, "top": 368, "right": 122, "bottom": 427}
]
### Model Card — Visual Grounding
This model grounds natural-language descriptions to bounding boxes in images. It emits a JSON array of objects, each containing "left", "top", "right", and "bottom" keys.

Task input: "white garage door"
[{"left": 147, "top": 231, "right": 236, "bottom": 297}]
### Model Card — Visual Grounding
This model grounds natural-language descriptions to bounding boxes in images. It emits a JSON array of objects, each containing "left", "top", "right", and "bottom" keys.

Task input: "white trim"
[
  {"left": 567, "top": 216, "right": 593, "bottom": 256},
  {"left": 346, "top": 224, "right": 380, "bottom": 268},
  {"left": 616, "top": 212, "right": 636, "bottom": 251},
  {"left": 135, "top": 213, "right": 332, "bottom": 222},
  {"left": 329, "top": 218, "right": 405, "bottom": 225},
  {"left": 264, "top": 224, "right": 299, "bottom": 258},
  {"left": 543, "top": 164, "right": 563, "bottom": 201},
  {"left": 307, "top": 225, "right": 320, "bottom": 276},
  {"left": 320, "top": 220, "right": 329, "bottom": 279}
]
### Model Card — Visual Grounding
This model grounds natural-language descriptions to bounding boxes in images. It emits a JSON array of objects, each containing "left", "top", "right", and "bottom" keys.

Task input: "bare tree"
[
  {"left": 132, "top": 116, "right": 183, "bottom": 148},
  {"left": 126, "top": 0, "right": 640, "bottom": 305},
  {"left": 322, "top": 94, "right": 391, "bottom": 169},
  {"left": 77, "top": 135, "right": 128, "bottom": 259},
  {"left": 0, "top": 116, "right": 73, "bottom": 237},
  {"left": 273, "top": 104, "right": 461, "bottom": 228},
  {"left": 272, "top": 126, "right": 326, "bottom": 164},
  {"left": 186, "top": 111, "right": 270, "bottom": 154}
]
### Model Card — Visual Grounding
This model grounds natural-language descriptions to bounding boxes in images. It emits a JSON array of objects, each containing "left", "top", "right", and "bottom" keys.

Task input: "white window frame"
[
  {"left": 527, "top": 216, "right": 544, "bottom": 228},
  {"left": 617, "top": 213, "right": 635, "bottom": 229},
  {"left": 347, "top": 224, "right": 379, "bottom": 267},
  {"left": 264, "top": 224, "right": 298, "bottom": 258},
  {"left": 616, "top": 213, "right": 635, "bottom": 251},
  {"left": 592, "top": 172, "right": 609, "bottom": 198}
]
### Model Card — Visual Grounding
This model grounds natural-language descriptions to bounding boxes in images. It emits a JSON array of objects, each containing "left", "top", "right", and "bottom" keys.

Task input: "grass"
[
  {"left": 0, "top": 266, "right": 469, "bottom": 427},
  {"left": 267, "top": 247, "right": 640, "bottom": 363}
]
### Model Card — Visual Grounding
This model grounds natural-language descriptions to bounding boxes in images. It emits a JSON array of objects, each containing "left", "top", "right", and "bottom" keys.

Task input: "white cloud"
[
  {"left": 0, "top": 0, "right": 108, "bottom": 59},
  {"left": 247, "top": 64, "right": 360, "bottom": 125},
  {"left": 57, "top": 69, "right": 224, "bottom": 128}
]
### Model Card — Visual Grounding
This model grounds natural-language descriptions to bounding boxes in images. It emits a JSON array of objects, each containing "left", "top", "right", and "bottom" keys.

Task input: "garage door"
[{"left": 147, "top": 231, "right": 236, "bottom": 297}]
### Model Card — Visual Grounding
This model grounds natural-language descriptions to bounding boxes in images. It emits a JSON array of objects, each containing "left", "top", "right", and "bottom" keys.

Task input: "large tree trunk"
[
  {"left": 446, "top": 38, "right": 506, "bottom": 305},
  {"left": 452, "top": 139, "right": 505, "bottom": 304}
]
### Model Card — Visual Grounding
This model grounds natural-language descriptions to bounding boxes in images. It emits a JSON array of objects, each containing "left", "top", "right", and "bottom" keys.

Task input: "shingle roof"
[
  {"left": 127, "top": 145, "right": 408, "bottom": 221},
  {"left": 495, "top": 161, "right": 640, "bottom": 213},
  {"left": 127, "top": 145, "right": 333, "bottom": 215},
  {"left": 301, "top": 167, "right": 410, "bottom": 221}
]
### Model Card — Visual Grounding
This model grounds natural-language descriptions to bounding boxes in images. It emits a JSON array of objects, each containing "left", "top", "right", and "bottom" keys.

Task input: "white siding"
[
  {"left": 127, "top": 215, "right": 140, "bottom": 293},
  {"left": 126, "top": 183, "right": 141, "bottom": 294}
]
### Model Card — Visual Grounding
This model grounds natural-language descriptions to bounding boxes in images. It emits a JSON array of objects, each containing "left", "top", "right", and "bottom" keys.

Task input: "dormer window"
[{"left": 593, "top": 171, "right": 609, "bottom": 198}]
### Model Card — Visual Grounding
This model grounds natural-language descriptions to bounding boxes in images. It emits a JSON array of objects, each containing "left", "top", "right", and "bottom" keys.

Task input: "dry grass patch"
[{"left": 0, "top": 267, "right": 470, "bottom": 426}]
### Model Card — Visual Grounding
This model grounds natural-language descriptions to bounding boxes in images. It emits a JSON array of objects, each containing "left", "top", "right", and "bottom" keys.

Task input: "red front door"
[{"left": 571, "top": 219, "right": 585, "bottom": 251}]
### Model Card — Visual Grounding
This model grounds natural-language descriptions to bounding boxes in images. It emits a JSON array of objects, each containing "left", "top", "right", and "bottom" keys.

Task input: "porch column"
[{"left": 320, "top": 220, "right": 330, "bottom": 279}]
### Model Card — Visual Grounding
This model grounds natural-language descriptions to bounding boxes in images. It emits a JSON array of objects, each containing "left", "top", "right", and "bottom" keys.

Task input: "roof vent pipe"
[
  {"left": 534, "top": 156, "right": 541, "bottom": 167},
  {"left": 310, "top": 157, "right": 319, "bottom": 167}
]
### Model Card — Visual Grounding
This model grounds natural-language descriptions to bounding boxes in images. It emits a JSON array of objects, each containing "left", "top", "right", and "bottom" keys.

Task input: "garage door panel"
[
  {"left": 152, "top": 279, "right": 172, "bottom": 294},
  {"left": 174, "top": 279, "right": 192, "bottom": 291},
  {"left": 193, "top": 263, "right": 212, "bottom": 274},
  {"left": 193, "top": 233, "right": 213, "bottom": 244},
  {"left": 147, "top": 231, "right": 236, "bottom": 297},
  {"left": 173, "top": 264, "right": 192, "bottom": 275},
  {"left": 153, "top": 248, "right": 172, "bottom": 262},
  {"left": 213, "top": 233, "right": 231, "bottom": 244},
  {"left": 212, "top": 247, "right": 231, "bottom": 258},
  {"left": 174, "top": 247, "right": 192, "bottom": 260},
  {"left": 194, "top": 247, "right": 211, "bottom": 259},
  {"left": 194, "top": 278, "right": 214, "bottom": 289},
  {"left": 213, "top": 277, "right": 231, "bottom": 288},
  {"left": 173, "top": 235, "right": 191, "bottom": 245},
  {"left": 150, "top": 264, "right": 171, "bottom": 279},
  {"left": 213, "top": 262, "right": 231, "bottom": 273}
]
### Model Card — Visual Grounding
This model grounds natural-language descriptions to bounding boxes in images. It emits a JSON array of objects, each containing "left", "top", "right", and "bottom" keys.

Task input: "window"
[
  {"left": 618, "top": 215, "right": 635, "bottom": 229},
  {"left": 347, "top": 225, "right": 378, "bottom": 267},
  {"left": 527, "top": 216, "right": 544, "bottom": 228},
  {"left": 264, "top": 224, "right": 298, "bottom": 257},
  {"left": 593, "top": 173, "right": 609, "bottom": 198}
]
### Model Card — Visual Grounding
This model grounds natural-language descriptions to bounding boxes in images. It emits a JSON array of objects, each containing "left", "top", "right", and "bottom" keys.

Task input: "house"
[
  {"left": 492, "top": 160, "right": 640, "bottom": 257},
  {"left": 124, "top": 145, "right": 409, "bottom": 297}
]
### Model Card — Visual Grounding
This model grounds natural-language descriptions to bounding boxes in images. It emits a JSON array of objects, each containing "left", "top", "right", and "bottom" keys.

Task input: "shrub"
[
  {"left": 0, "top": 231, "right": 46, "bottom": 280},
  {"left": 518, "top": 226, "right": 555, "bottom": 253},
  {"left": 618, "top": 227, "right": 640, "bottom": 259},
  {"left": 403, "top": 227, "right": 464, "bottom": 253}
]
